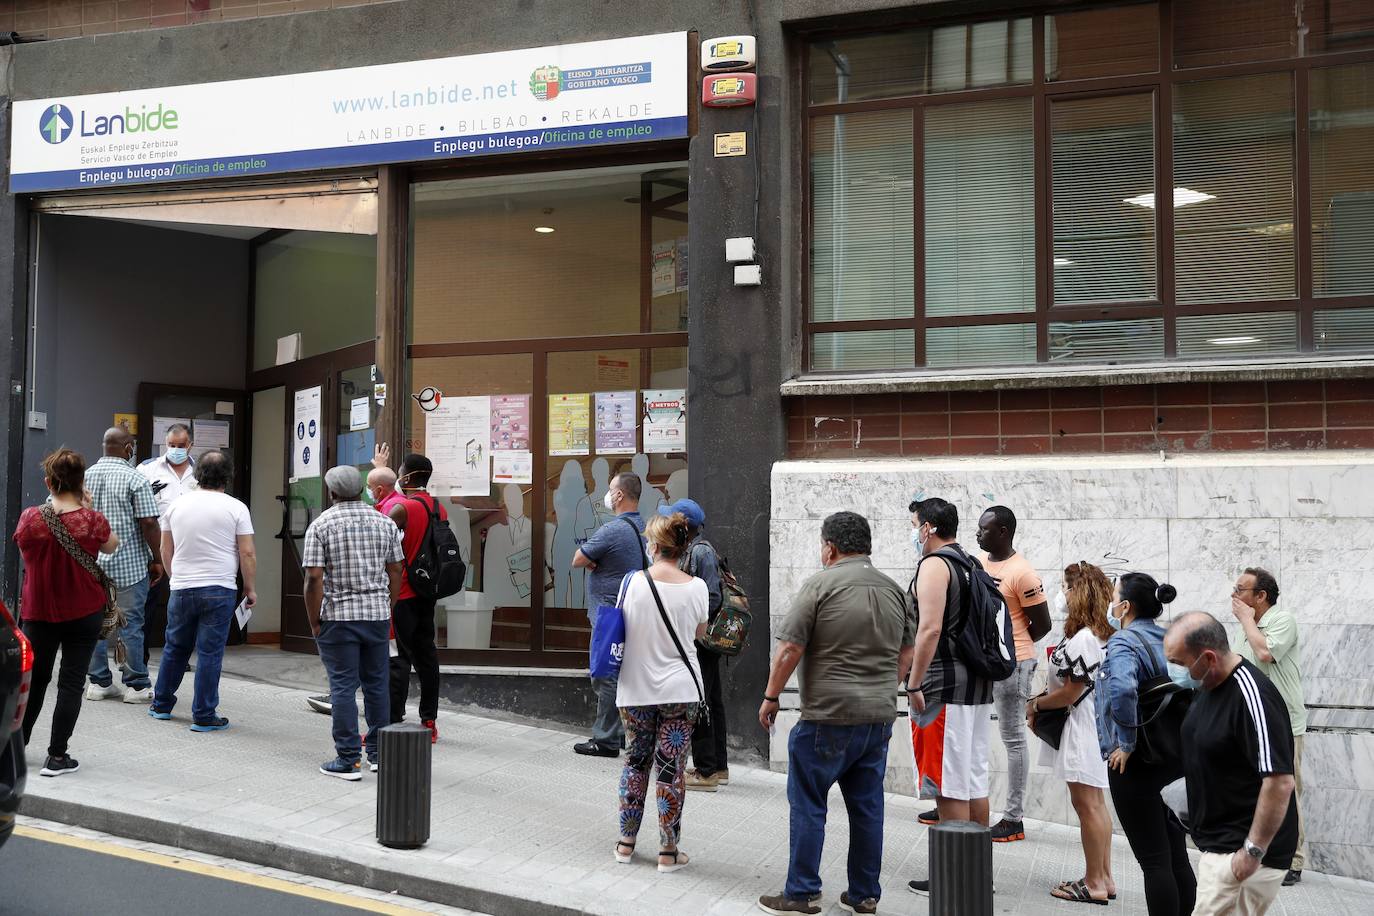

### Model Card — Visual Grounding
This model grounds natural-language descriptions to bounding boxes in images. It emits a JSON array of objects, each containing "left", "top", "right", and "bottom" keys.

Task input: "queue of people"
[
  {"left": 748, "top": 500, "right": 1306, "bottom": 916},
  {"left": 10, "top": 434, "right": 1311, "bottom": 916}
]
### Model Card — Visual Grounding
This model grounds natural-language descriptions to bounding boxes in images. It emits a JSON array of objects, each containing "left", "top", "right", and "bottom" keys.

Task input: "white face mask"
[
  {"left": 1053, "top": 590, "right": 1068, "bottom": 615},
  {"left": 603, "top": 490, "right": 616, "bottom": 512}
]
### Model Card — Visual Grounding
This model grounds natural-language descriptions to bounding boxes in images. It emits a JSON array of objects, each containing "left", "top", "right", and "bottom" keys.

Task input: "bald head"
[
  {"left": 1164, "top": 611, "right": 1237, "bottom": 690},
  {"left": 103, "top": 426, "right": 133, "bottom": 458},
  {"left": 368, "top": 467, "right": 397, "bottom": 504}
]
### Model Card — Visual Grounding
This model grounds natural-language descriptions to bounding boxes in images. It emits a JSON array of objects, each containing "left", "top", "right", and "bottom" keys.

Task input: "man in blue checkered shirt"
[
  {"left": 85, "top": 426, "right": 163, "bottom": 703},
  {"left": 303, "top": 464, "right": 405, "bottom": 780}
]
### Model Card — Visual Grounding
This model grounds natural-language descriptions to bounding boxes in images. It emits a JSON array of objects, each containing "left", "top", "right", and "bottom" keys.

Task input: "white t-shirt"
[
  {"left": 616, "top": 572, "right": 708, "bottom": 708},
  {"left": 139, "top": 455, "right": 199, "bottom": 517},
  {"left": 160, "top": 489, "right": 254, "bottom": 591}
]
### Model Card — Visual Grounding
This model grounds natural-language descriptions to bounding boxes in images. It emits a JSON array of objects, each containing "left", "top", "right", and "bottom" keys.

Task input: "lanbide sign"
[{"left": 11, "top": 32, "right": 689, "bottom": 193}]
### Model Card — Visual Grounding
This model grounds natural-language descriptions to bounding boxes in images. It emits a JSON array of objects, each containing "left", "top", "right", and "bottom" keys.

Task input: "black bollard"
[
  {"left": 376, "top": 722, "right": 431, "bottom": 849},
  {"left": 929, "top": 819, "right": 993, "bottom": 916}
]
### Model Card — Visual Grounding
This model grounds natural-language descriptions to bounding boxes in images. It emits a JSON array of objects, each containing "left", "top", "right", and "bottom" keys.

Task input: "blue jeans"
[
  {"left": 88, "top": 576, "right": 151, "bottom": 690},
  {"left": 785, "top": 720, "right": 893, "bottom": 902},
  {"left": 151, "top": 585, "right": 236, "bottom": 722},
  {"left": 316, "top": 619, "right": 391, "bottom": 763}
]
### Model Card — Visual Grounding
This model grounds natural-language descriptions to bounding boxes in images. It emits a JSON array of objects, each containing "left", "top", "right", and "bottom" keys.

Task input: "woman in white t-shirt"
[
  {"left": 1029, "top": 561, "right": 1116, "bottom": 905},
  {"left": 613, "top": 512, "right": 707, "bottom": 874}
]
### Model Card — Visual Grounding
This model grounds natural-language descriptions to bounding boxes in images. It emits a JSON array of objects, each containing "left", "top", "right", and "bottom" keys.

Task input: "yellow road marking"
[{"left": 14, "top": 824, "right": 431, "bottom": 915}]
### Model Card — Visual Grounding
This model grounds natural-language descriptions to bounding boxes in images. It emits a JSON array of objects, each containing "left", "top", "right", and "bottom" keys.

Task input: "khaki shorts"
[{"left": 1191, "top": 851, "right": 1284, "bottom": 916}]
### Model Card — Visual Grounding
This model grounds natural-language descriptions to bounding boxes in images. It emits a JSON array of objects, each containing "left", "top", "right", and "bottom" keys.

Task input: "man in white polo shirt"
[{"left": 148, "top": 450, "right": 255, "bottom": 733}]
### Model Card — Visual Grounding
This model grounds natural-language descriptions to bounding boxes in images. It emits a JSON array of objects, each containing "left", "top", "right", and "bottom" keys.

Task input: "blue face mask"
[
  {"left": 1107, "top": 601, "right": 1125, "bottom": 630},
  {"left": 1168, "top": 660, "right": 1203, "bottom": 690},
  {"left": 910, "top": 528, "right": 924, "bottom": 552},
  {"left": 166, "top": 447, "right": 189, "bottom": 465}
]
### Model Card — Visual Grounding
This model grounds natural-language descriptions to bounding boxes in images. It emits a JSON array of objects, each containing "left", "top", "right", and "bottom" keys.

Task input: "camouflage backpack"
[{"left": 682, "top": 540, "right": 753, "bottom": 657}]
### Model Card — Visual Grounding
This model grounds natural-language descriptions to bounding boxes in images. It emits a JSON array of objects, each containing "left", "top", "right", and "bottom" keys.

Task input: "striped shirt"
[
  {"left": 301, "top": 500, "right": 404, "bottom": 622},
  {"left": 86, "top": 456, "right": 158, "bottom": 588},
  {"left": 911, "top": 545, "right": 994, "bottom": 706}
]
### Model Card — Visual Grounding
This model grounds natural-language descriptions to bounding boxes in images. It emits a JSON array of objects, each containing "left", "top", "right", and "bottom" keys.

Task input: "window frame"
[{"left": 800, "top": 0, "right": 1374, "bottom": 375}]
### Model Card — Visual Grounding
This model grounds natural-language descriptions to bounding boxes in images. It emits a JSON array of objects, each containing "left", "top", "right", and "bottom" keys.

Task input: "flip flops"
[{"left": 1051, "top": 880, "right": 1110, "bottom": 905}]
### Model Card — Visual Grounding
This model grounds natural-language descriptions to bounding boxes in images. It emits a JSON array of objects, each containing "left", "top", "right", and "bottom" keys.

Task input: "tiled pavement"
[{"left": 21, "top": 666, "right": 1374, "bottom": 916}]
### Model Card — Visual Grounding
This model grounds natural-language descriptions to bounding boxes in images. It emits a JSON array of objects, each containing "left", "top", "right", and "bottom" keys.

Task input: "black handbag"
[
  {"left": 1029, "top": 684, "right": 1093, "bottom": 751},
  {"left": 1116, "top": 628, "right": 1193, "bottom": 777}
]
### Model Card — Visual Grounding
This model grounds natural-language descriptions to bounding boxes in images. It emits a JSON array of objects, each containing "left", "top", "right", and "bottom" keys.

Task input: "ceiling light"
[
  {"left": 1123, "top": 187, "right": 1217, "bottom": 209},
  {"left": 534, "top": 226, "right": 555, "bottom": 234},
  {"left": 1207, "top": 335, "right": 1260, "bottom": 346},
  {"left": 1054, "top": 257, "right": 1074, "bottom": 267}
]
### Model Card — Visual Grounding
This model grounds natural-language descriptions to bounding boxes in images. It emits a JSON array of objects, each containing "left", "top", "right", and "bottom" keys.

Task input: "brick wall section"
[
  {"left": 786, "top": 378, "right": 1374, "bottom": 458},
  {"left": 0, "top": 0, "right": 397, "bottom": 38}
]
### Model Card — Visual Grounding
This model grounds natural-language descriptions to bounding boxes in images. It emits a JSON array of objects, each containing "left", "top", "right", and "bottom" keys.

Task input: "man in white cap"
[{"left": 303, "top": 465, "right": 404, "bottom": 780}]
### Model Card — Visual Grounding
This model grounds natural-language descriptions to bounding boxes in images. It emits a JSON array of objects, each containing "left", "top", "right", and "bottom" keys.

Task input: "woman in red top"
[{"left": 13, "top": 448, "right": 118, "bottom": 777}]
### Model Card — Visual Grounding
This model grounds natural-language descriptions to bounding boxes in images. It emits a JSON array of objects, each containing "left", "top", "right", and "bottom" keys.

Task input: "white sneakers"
[
  {"left": 123, "top": 687, "right": 153, "bottom": 704},
  {"left": 85, "top": 683, "right": 152, "bottom": 703},
  {"left": 84, "top": 683, "right": 123, "bottom": 701}
]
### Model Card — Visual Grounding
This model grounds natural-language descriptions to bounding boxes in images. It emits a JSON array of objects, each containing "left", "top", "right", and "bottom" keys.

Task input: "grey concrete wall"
[
  {"left": 0, "top": 0, "right": 1005, "bottom": 741},
  {"left": 19, "top": 215, "right": 249, "bottom": 506}
]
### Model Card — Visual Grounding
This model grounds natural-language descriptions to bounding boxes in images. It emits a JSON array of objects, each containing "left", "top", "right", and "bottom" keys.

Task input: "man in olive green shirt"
[
  {"left": 1231, "top": 566, "right": 1307, "bottom": 885},
  {"left": 757, "top": 512, "right": 916, "bottom": 915}
]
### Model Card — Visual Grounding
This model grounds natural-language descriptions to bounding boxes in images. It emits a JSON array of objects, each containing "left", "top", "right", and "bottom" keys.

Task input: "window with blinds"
[
  {"left": 810, "top": 110, "right": 914, "bottom": 326},
  {"left": 1311, "top": 63, "right": 1374, "bottom": 298},
  {"left": 804, "top": 4, "right": 1374, "bottom": 376},
  {"left": 1051, "top": 93, "right": 1157, "bottom": 305},
  {"left": 1174, "top": 73, "right": 1296, "bottom": 305},
  {"left": 925, "top": 98, "right": 1035, "bottom": 318}
]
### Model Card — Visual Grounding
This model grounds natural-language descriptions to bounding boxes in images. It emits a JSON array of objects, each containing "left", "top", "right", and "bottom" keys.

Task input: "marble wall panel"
[
  {"left": 1167, "top": 519, "right": 1283, "bottom": 575},
  {"left": 1288, "top": 465, "right": 1374, "bottom": 519},
  {"left": 1176, "top": 466, "right": 1290, "bottom": 519},
  {"left": 1068, "top": 467, "right": 1177, "bottom": 520},
  {"left": 1062, "top": 519, "right": 1170, "bottom": 579}
]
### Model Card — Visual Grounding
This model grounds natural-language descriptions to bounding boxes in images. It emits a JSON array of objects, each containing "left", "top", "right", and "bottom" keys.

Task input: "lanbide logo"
[
  {"left": 39, "top": 104, "right": 73, "bottom": 144},
  {"left": 78, "top": 102, "right": 180, "bottom": 137}
]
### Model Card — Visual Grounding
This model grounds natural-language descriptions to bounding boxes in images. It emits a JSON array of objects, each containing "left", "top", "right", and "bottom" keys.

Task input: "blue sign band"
[{"left": 10, "top": 115, "right": 689, "bottom": 193}]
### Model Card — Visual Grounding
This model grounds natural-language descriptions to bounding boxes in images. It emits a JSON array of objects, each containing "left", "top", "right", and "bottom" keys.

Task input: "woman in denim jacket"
[{"left": 1095, "top": 572, "right": 1196, "bottom": 916}]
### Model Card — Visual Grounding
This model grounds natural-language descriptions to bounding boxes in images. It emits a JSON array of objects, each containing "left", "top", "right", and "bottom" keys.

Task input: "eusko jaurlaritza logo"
[
  {"left": 39, "top": 103, "right": 73, "bottom": 144},
  {"left": 529, "top": 65, "right": 562, "bottom": 101}
]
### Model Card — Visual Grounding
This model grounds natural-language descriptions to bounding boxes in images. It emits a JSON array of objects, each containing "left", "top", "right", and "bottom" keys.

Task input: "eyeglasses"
[{"left": 1232, "top": 586, "right": 1257, "bottom": 594}]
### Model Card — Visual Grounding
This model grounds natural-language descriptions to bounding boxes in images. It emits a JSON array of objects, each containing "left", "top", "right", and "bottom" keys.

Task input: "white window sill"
[{"left": 781, "top": 355, "right": 1374, "bottom": 396}]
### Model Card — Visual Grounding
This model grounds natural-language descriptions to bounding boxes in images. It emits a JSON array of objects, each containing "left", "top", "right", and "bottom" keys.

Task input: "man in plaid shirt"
[
  {"left": 85, "top": 426, "right": 163, "bottom": 703},
  {"left": 303, "top": 465, "right": 405, "bottom": 780}
]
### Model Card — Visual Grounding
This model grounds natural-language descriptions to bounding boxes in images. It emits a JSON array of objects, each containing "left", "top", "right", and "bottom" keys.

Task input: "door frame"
[{"left": 252, "top": 340, "right": 376, "bottom": 653}]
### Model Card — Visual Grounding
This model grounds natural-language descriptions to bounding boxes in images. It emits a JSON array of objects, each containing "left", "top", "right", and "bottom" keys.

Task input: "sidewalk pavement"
[{"left": 22, "top": 665, "right": 1374, "bottom": 916}]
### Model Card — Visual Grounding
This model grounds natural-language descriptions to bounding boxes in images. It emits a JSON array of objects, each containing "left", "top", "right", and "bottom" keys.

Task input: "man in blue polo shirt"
[{"left": 572, "top": 470, "right": 645, "bottom": 757}]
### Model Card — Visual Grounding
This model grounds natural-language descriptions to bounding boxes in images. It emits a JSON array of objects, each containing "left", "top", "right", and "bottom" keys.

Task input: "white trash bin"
[{"left": 442, "top": 592, "right": 494, "bottom": 650}]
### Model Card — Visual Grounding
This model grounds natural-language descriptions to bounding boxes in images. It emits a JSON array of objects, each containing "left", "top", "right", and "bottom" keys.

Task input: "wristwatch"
[
  {"left": 1243, "top": 839, "right": 1266, "bottom": 860},
  {"left": 763, "top": 694, "right": 779, "bottom": 703}
]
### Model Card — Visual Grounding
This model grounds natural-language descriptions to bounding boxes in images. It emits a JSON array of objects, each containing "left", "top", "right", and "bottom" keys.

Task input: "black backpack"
[
  {"left": 406, "top": 495, "right": 465, "bottom": 601},
  {"left": 918, "top": 546, "right": 1017, "bottom": 682}
]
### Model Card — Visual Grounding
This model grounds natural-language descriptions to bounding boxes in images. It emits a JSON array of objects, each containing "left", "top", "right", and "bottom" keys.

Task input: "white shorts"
[{"left": 911, "top": 702, "right": 992, "bottom": 802}]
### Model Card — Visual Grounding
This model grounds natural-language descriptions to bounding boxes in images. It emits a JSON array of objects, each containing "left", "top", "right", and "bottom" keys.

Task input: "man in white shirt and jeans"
[{"left": 148, "top": 450, "right": 255, "bottom": 732}]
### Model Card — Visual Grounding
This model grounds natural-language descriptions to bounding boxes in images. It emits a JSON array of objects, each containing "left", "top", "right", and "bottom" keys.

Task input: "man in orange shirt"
[{"left": 921, "top": 504, "right": 1050, "bottom": 842}]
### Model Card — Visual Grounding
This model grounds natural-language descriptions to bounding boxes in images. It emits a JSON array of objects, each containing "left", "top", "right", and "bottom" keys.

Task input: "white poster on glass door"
[{"left": 292, "top": 386, "right": 322, "bottom": 480}]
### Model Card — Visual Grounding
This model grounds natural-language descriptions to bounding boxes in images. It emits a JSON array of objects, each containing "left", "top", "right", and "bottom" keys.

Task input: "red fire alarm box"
[{"left": 702, "top": 73, "right": 757, "bottom": 108}]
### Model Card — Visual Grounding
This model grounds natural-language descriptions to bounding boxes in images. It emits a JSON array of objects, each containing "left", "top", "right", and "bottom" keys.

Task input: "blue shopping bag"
[{"left": 589, "top": 572, "right": 636, "bottom": 679}]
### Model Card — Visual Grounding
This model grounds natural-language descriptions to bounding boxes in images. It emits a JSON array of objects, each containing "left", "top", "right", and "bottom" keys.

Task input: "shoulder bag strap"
[
  {"left": 641, "top": 570, "right": 704, "bottom": 704},
  {"left": 621, "top": 518, "right": 648, "bottom": 571},
  {"left": 39, "top": 505, "right": 110, "bottom": 588},
  {"left": 1124, "top": 626, "right": 1165, "bottom": 679}
]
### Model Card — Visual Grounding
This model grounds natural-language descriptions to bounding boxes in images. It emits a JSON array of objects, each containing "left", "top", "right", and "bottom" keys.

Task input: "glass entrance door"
[{"left": 276, "top": 346, "right": 377, "bottom": 651}]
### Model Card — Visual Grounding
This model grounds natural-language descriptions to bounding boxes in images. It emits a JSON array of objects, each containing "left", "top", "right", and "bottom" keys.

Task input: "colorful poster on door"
[
  {"left": 549, "top": 393, "right": 590, "bottom": 456},
  {"left": 426, "top": 396, "right": 490, "bottom": 497},
  {"left": 642, "top": 388, "right": 686, "bottom": 454},
  {"left": 492, "top": 451, "right": 533, "bottom": 485},
  {"left": 490, "top": 394, "right": 531, "bottom": 452},
  {"left": 651, "top": 240, "right": 676, "bottom": 297},
  {"left": 595, "top": 391, "right": 637, "bottom": 455},
  {"left": 292, "top": 386, "right": 322, "bottom": 480}
]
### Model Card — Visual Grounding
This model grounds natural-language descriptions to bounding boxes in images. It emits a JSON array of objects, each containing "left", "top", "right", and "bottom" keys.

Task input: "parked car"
[{"left": 1, "top": 600, "right": 30, "bottom": 851}]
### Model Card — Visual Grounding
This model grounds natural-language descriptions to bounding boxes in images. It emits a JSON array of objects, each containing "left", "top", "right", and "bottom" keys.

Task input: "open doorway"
[{"left": 22, "top": 178, "right": 379, "bottom": 649}]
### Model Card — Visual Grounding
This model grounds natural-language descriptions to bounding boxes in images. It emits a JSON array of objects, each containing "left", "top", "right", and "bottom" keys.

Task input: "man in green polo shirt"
[{"left": 1231, "top": 567, "right": 1307, "bottom": 887}]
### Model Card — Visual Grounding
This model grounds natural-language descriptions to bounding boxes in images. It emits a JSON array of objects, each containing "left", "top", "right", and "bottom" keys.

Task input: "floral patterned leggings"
[{"left": 618, "top": 703, "right": 698, "bottom": 849}]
